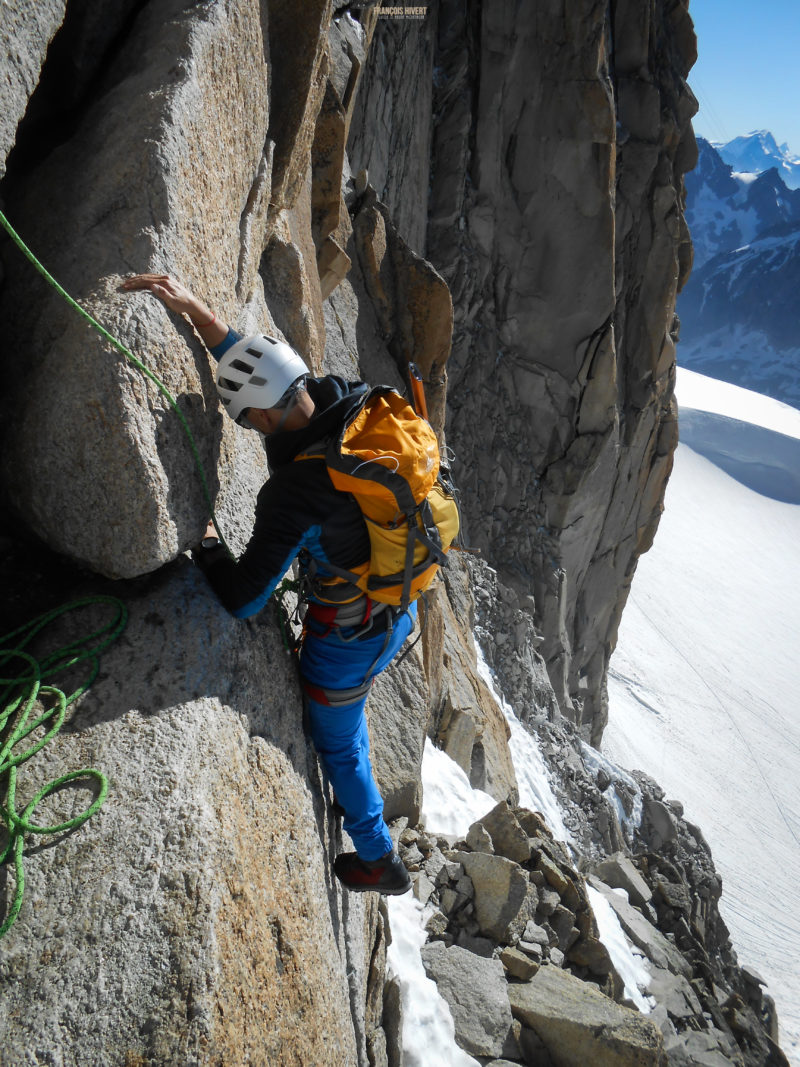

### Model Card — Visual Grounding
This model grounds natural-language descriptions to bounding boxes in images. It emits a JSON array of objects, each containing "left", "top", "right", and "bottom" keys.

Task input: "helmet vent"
[
  {"left": 230, "top": 358, "right": 255, "bottom": 373},
  {"left": 250, "top": 375, "right": 268, "bottom": 387}
]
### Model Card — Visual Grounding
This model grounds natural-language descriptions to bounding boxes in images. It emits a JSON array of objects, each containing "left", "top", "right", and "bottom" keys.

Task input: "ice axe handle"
[{"left": 408, "top": 362, "right": 429, "bottom": 420}]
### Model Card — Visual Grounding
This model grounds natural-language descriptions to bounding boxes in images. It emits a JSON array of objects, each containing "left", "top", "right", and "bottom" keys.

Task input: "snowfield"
[{"left": 604, "top": 368, "right": 800, "bottom": 1065}]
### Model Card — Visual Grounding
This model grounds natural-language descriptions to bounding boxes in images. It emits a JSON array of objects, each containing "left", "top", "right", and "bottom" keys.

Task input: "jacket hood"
[{"left": 264, "top": 375, "right": 369, "bottom": 467}]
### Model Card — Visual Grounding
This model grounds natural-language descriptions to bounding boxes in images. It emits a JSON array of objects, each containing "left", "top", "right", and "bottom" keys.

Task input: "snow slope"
[{"left": 604, "top": 369, "right": 800, "bottom": 1065}]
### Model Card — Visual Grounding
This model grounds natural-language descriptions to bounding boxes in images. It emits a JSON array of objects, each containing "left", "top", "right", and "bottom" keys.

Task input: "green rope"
[
  {"left": 0, "top": 597, "right": 127, "bottom": 937},
  {"left": 273, "top": 577, "right": 304, "bottom": 654},
  {"left": 0, "top": 208, "right": 233, "bottom": 560}
]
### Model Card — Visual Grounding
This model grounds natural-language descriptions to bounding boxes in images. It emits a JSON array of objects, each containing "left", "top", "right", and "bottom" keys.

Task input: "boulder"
[
  {"left": 500, "top": 946, "right": 540, "bottom": 981},
  {"left": 471, "top": 800, "right": 532, "bottom": 864},
  {"left": 508, "top": 965, "right": 666, "bottom": 1067},
  {"left": 466, "top": 820, "right": 494, "bottom": 853},
  {"left": 452, "top": 850, "right": 533, "bottom": 943},
  {"left": 594, "top": 853, "right": 653, "bottom": 908},
  {"left": 420, "top": 941, "right": 517, "bottom": 1059},
  {"left": 643, "top": 798, "right": 679, "bottom": 847}
]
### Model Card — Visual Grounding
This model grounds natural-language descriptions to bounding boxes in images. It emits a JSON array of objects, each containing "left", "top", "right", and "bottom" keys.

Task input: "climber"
[{"left": 121, "top": 273, "right": 413, "bottom": 896}]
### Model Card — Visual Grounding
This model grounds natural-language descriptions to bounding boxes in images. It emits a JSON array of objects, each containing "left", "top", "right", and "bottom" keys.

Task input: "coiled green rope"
[
  {"left": 0, "top": 596, "right": 127, "bottom": 937},
  {"left": 0, "top": 208, "right": 232, "bottom": 559}
]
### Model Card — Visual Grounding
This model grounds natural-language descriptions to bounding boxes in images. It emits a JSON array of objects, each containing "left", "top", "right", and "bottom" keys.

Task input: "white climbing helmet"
[{"left": 215, "top": 334, "right": 309, "bottom": 423}]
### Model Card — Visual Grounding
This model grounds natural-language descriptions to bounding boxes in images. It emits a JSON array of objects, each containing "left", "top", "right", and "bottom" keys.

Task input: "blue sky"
[{"left": 689, "top": 0, "right": 800, "bottom": 153}]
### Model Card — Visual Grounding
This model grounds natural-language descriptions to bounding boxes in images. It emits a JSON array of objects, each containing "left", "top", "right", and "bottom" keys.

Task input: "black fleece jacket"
[{"left": 197, "top": 376, "right": 371, "bottom": 618}]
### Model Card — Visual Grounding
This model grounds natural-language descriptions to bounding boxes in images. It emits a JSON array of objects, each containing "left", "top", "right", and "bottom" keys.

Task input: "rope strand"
[
  {"left": 0, "top": 209, "right": 233, "bottom": 560},
  {"left": 0, "top": 211, "right": 228, "bottom": 935},
  {"left": 0, "top": 597, "right": 127, "bottom": 937}
]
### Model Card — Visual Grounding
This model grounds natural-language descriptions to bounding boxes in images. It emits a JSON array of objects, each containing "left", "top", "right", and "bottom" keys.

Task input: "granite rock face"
[
  {"left": 0, "top": 0, "right": 66, "bottom": 176},
  {"left": 2, "top": 0, "right": 276, "bottom": 578},
  {"left": 416, "top": 0, "right": 694, "bottom": 744},
  {"left": 1, "top": 2, "right": 789, "bottom": 1066},
  {"left": 0, "top": 3, "right": 431, "bottom": 1063},
  {"left": 0, "top": 566, "right": 365, "bottom": 1064}
]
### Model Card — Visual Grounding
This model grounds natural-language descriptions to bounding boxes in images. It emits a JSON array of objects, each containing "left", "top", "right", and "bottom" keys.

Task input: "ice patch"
[
  {"left": 421, "top": 739, "right": 495, "bottom": 838},
  {"left": 473, "top": 640, "right": 572, "bottom": 844},
  {"left": 580, "top": 740, "right": 643, "bottom": 841},
  {"left": 587, "top": 886, "right": 654, "bottom": 1014},
  {"left": 386, "top": 894, "right": 481, "bottom": 1067}
]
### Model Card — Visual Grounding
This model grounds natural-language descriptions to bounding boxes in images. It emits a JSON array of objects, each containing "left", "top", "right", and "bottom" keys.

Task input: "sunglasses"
[{"left": 234, "top": 377, "right": 306, "bottom": 429}]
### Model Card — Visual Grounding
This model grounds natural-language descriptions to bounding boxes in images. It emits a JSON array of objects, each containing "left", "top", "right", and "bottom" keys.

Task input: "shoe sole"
[{"left": 337, "top": 879, "right": 412, "bottom": 896}]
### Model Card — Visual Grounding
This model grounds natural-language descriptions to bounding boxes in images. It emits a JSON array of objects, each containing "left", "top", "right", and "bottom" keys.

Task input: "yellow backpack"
[{"left": 296, "top": 386, "right": 460, "bottom": 610}]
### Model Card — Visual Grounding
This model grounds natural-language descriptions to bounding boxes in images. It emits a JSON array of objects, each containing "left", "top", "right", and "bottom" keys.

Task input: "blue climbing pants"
[{"left": 300, "top": 602, "right": 417, "bottom": 861}]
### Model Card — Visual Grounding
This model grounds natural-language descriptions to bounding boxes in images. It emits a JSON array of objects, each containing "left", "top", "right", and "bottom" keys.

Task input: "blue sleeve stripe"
[
  {"left": 230, "top": 525, "right": 328, "bottom": 619},
  {"left": 209, "top": 327, "right": 242, "bottom": 363},
  {"left": 230, "top": 530, "right": 310, "bottom": 618},
  {"left": 231, "top": 553, "right": 293, "bottom": 618}
]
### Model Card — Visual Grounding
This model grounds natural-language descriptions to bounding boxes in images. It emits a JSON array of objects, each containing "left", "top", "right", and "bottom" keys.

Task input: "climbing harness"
[
  {"left": 0, "top": 597, "right": 127, "bottom": 937},
  {"left": 0, "top": 209, "right": 233, "bottom": 560},
  {"left": 302, "top": 676, "right": 374, "bottom": 708}
]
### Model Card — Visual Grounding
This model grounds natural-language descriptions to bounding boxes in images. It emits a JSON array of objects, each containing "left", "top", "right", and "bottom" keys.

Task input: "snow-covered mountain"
[
  {"left": 678, "top": 222, "right": 800, "bottom": 409},
  {"left": 679, "top": 138, "right": 800, "bottom": 409},
  {"left": 604, "top": 369, "right": 800, "bottom": 1066},
  {"left": 685, "top": 138, "right": 800, "bottom": 270},
  {"left": 715, "top": 130, "right": 800, "bottom": 190}
]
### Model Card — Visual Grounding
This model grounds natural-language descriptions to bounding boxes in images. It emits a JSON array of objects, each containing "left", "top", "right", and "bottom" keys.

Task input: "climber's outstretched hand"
[
  {"left": 121, "top": 274, "right": 227, "bottom": 343},
  {"left": 121, "top": 274, "right": 204, "bottom": 317}
]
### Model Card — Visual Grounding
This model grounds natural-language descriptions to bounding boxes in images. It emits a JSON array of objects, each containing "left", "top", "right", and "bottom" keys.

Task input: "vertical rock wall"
[
  {"left": 418, "top": 0, "right": 695, "bottom": 743},
  {"left": 0, "top": 0, "right": 728, "bottom": 1063},
  {"left": 0, "top": 2, "right": 518, "bottom": 1061}
]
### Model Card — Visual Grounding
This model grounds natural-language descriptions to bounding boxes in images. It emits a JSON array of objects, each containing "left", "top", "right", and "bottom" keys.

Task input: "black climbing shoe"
[{"left": 334, "top": 849, "right": 412, "bottom": 895}]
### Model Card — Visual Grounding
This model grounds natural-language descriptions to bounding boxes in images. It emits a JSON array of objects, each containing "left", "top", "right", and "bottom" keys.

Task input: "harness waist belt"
[
  {"left": 306, "top": 597, "right": 388, "bottom": 629},
  {"left": 302, "top": 677, "right": 374, "bottom": 707}
]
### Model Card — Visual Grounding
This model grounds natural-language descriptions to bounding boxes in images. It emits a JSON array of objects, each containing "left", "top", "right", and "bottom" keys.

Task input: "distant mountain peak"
[
  {"left": 679, "top": 138, "right": 800, "bottom": 410},
  {"left": 716, "top": 131, "right": 800, "bottom": 190},
  {"left": 726, "top": 129, "right": 777, "bottom": 148}
]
